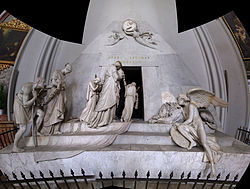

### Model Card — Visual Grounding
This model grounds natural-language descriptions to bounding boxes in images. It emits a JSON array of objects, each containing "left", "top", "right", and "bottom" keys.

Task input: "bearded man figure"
[{"left": 12, "top": 77, "right": 45, "bottom": 152}]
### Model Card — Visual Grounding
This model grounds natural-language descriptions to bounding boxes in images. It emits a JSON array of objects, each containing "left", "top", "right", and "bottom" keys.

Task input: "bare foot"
[
  {"left": 187, "top": 141, "right": 196, "bottom": 150},
  {"left": 211, "top": 163, "right": 216, "bottom": 177},
  {"left": 37, "top": 132, "right": 43, "bottom": 136},
  {"left": 12, "top": 146, "right": 24, "bottom": 153},
  {"left": 54, "top": 131, "right": 62, "bottom": 135}
]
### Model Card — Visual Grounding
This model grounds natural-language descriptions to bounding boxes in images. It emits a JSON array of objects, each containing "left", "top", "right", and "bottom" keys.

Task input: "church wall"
[
  {"left": 49, "top": 41, "right": 87, "bottom": 120},
  {"left": 82, "top": 0, "right": 249, "bottom": 136},
  {"left": 7, "top": 29, "right": 85, "bottom": 120},
  {"left": 83, "top": 0, "right": 210, "bottom": 88},
  {"left": 7, "top": 29, "right": 50, "bottom": 118},
  {"left": 81, "top": 0, "right": 211, "bottom": 120},
  {"left": 5, "top": 0, "right": 249, "bottom": 137},
  {"left": 202, "top": 18, "right": 249, "bottom": 136}
]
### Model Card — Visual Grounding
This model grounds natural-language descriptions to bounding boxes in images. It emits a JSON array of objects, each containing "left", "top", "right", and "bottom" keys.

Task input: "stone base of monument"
[{"left": 0, "top": 121, "right": 249, "bottom": 181}]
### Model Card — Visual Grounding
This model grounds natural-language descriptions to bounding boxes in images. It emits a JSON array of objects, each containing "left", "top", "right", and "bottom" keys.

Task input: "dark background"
[{"left": 0, "top": 0, "right": 249, "bottom": 44}]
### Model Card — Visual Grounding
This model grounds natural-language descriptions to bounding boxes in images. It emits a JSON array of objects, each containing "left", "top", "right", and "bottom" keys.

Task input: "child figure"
[
  {"left": 121, "top": 82, "right": 138, "bottom": 122},
  {"left": 80, "top": 75, "right": 101, "bottom": 124}
]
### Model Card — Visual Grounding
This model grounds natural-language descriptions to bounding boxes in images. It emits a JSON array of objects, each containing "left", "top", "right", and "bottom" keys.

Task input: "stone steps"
[
  {"left": 1, "top": 141, "right": 249, "bottom": 180},
  {"left": 25, "top": 121, "right": 225, "bottom": 147},
  {"left": 60, "top": 120, "right": 172, "bottom": 133},
  {"left": 113, "top": 131, "right": 174, "bottom": 145},
  {"left": 113, "top": 122, "right": 174, "bottom": 145},
  {"left": 24, "top": 131, "right": 174, "bottom": 147},
  {"left": 128, "top": 122, "right": 171, "bottom": 133},
  {"left": 25, "top": 135, "right": 114, "bottom": 147}
]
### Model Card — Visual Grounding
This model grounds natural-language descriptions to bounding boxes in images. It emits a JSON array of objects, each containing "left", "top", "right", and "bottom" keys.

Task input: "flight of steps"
[
  {"left": 113, "top": 122, "right": 175, "bottom": 145},
  {"left": 24, "top": 120, "right": 234, "bottom": 148},
  {"left": 2, "top": 120, "right": 249, "bottom": 180},
  {"left": 24, "top": 121, "right": 174, "bottom": 147}
]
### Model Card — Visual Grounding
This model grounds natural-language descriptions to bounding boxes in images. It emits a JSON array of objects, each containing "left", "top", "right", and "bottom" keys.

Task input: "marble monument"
[
  {"left": 41, "top": 63, "right": 72, "bottom": 135},
  {"left": 12, "top": 77, "right": 46, "bottom": 152},
  {"left": 0, "top": 0, "right": 249, "bottom": 182}
]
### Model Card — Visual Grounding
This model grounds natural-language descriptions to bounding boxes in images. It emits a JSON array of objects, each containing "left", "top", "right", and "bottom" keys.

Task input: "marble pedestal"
[{"left": 0, "top": 121, "right": 249, "bottom": 181}]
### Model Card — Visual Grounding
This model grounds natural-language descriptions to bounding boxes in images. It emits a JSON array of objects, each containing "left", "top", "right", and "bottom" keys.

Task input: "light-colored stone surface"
[
  {"left": 69, "top": 17, "right": 200, "bottom": 121},
  {"left": 28, "top": 121, "right": 220, "bottom": 147},
  {"left": 26, "top": 121, "right": 131, "bottom": 147},
  {"left": 6, "top": 0, "right": 249, "bottom": 138},
  {"left": 113, "top": 131, "right": 175, "bottom": 145},
  {"left": 1, "top": 122, "right": 249, "bottom": 180},
  {"left": 42, "top": 64, "right": 72, "bottom": 134},
  {"left": 0, "top": 140, "right": 249, "bottom": 181},
  {"left": 2, "top": 1, "right": 249, "bottom": 184}
]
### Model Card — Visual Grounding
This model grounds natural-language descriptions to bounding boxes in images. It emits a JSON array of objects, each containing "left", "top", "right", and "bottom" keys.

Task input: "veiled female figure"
[
  {"left": 121, "top": 82, "right": 138, "bottom": 122},
  {"left": 89, "top": 61, "right": 125, "bottom": 128}
]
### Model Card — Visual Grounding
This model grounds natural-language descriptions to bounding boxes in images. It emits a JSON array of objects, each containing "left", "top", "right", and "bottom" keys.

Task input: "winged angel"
[{"left": 170, "top": 88, "right": 228, "bottom": 175}]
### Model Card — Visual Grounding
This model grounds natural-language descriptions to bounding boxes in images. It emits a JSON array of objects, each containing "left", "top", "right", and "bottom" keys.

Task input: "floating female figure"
[
  {"left": 80, "top": 75, "right": 101, "bottom": 124},
  {"left": 121, "top": 82, "right": 138, "bottom": 122}
]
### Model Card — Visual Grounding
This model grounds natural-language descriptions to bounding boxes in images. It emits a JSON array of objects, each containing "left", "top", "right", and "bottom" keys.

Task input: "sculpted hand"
[
  {"left": 57, "top": 80, "right": 62, "bottom": 89},
  {"left": 174, "top": 123, "right": 180, "bottom": 129}
]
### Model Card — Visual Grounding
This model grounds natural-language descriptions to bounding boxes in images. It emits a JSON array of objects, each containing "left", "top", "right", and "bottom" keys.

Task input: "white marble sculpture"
[
  {"left": 89, "top": 61, "right": 126, "bottom": 128},
  {"left": 80, "top": 75, "right": 101, "bottom": 124},
  {"left": 148, "top": 101, "right": 184, "bottom": 124},
  {"left": 148, "top": 91, "right": 185, "bottom": 124},
  {"left": 121, "top": 82, "right": 138, "bottom": 122},
  {"left": 105, "top": 19, "right": 158, "bottom": 50},
  {"left": 170, "top": 88, "right": 229, "bottom": 175},
  {"left": 12, "top": 77, "right": 46, "bottom": 152},
  {"left": 41, "top": 63, "right": 72, "bottom": 135},
  {"left": 106, "top": 31, "right": 125, "bottom": 46},
  {"left": 122, "top": 19, "right": 158, "bottom": 49}
]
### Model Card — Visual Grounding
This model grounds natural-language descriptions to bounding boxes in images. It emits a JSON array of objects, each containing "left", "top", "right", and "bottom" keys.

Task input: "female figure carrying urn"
[{"left": 89, "top": 61, "right": 126, "bottom": 128}]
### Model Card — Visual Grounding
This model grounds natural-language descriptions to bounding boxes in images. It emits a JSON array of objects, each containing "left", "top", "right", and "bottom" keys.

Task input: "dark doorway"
[{"left": 116, "top": 66, "right": 144, "bottom": 120}]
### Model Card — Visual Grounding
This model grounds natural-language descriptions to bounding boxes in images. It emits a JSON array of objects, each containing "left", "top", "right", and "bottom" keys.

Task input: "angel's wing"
[
  {"left": 199, "top": 109, "right": 217, "bottom": 130},
  {"left": 187, "top": 88, "right": 228, "bottom": 108},
  {"left": 106, "top": 31, "right": 125, "bottom": 46}
]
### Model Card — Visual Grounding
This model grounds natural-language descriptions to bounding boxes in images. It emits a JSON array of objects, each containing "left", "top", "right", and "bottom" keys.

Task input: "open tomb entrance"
[{"left": 116, "top": 66, "right": 144, "bottom": 120}]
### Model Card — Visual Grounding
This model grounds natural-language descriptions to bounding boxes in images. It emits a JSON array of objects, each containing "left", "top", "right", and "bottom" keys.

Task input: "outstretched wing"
[{"left": 187, "top": 88, "right": 228, "bottom": 108}]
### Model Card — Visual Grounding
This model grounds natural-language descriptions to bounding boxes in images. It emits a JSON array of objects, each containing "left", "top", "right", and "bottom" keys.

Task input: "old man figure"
[{"left": 12, "top": 77, "right": 46, "bottom": 152}]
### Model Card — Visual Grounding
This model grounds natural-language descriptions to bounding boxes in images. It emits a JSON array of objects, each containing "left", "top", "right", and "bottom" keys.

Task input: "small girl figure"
[
  {"left": 80, "top": 75, "right": 101, "bottom": 124},
  {"left": 121, "top": 82, "right": 138, "bottom": 122}
]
